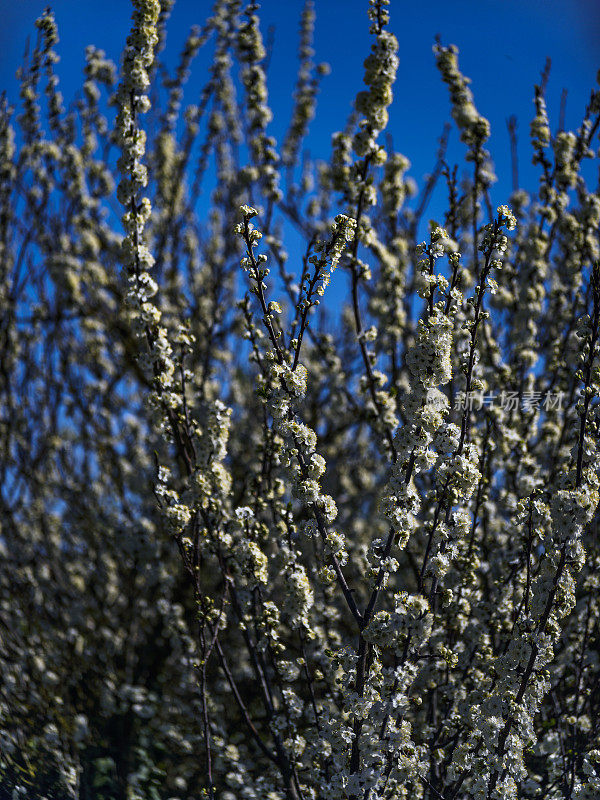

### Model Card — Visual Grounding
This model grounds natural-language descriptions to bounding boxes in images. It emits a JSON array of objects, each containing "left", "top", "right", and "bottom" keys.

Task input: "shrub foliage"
[{"left": 1, "top": 1, "right": 600, "bottom": 798}]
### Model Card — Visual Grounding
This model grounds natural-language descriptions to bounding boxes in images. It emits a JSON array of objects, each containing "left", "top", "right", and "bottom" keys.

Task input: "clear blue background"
[{"left": 1, "top": 0, "right": 598, "bottom": 221}]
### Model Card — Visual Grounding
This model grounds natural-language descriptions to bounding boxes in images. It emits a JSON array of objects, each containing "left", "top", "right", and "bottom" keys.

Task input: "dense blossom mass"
[{"left": 1, "top": 0, "right": 600, "bottom": 799}]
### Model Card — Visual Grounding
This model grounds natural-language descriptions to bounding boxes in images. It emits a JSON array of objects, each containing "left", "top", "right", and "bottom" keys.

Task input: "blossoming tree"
[{"left": 1, "top": 0, "right": 600, "bottom": 798}]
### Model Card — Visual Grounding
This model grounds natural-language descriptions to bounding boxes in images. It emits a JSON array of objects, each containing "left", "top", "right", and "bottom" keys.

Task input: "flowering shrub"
[{"left": 1, "top": 1, "right": 600, "bottom": 799}]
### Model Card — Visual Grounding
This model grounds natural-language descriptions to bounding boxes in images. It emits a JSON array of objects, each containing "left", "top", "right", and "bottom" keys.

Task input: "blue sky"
[{"left": 1, "top": 0, "right": 598, "bottom": 222}]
